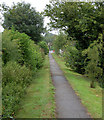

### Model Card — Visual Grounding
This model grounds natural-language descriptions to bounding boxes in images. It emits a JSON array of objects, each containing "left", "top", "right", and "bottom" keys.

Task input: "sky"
[{"left": 0, "top": 0, "right": 59, "bottom": 34}]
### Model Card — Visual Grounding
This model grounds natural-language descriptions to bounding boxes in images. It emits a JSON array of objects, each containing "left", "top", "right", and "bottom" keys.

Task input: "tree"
[
  {"left": 82, "top": 34, "right": 103, "bottom": 88},
  {"left": 44, "top": 31, "right": 55, "bottom": 44},
  {"left": 53, "top": 31, "right": 67, "bottom": 54},
  {"left": 44, "top": 1, "right": 104, "bottom": 74},
  {"left": 64, "top": 40, "right": 85, "bottom": 74},
  {"left": 38, "top": 41, "right": 49, "bottom": 55},
  {"left": 2, "top": 2, "right": 44, "bottom": 43},
  {"left": 44, "top": 1, "right": 103, "bottom": 50}
]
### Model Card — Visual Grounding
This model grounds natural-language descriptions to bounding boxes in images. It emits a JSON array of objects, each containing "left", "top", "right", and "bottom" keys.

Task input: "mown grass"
[
  {"left": 15, "top": 55, "right": 56, "bottom": 118},
  {"left": 52, "top": 53, "right": 102, "bottom": 119}
]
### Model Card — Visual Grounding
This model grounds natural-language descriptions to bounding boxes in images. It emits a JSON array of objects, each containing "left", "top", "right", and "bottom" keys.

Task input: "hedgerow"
[
  {"left": 2, "top": 29, "right": 45, "bottom": 117},
  {"left": 2, "top": 30, "right": 21, "bottom": 64},
  {"left": 38, "top": 41, "right": 49, "bottom": 55},
  {"left": 2, "top": 29, "right": 44, "bottom": 69},
  {"left": 2, "top": 61, "right": 32, "bottom": 117}
]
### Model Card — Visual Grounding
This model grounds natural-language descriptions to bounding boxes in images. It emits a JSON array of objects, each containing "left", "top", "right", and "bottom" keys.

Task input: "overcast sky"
[{"left": 0, "top": 0, "right": 59, "bottom": 34}]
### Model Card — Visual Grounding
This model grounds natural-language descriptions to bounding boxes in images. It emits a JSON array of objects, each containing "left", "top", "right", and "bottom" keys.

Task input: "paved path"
[{"left": 49, "top": 53, "right": 92, "bottom": 119}]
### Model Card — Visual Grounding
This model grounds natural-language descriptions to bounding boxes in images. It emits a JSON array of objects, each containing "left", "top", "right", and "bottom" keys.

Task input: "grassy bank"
[
  {"left": 52, "top": 53, "right": 102, "bottom": 118},
  {"left": 15, "top": 55, "right": 56, "bottom": 118}
]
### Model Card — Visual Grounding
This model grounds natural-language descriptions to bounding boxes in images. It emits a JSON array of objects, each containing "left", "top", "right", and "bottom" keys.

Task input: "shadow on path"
[{"left": 49, "top": 53, "right": 92, "bottom": 119}]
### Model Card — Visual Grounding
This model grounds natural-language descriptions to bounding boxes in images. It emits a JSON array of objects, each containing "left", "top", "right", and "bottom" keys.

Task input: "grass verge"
[
  {"left": 15, "top": 55, "right": 56, "bottom": 118},
  {"left": 52, "top": 53, "right": 102, "bottom": 118}
]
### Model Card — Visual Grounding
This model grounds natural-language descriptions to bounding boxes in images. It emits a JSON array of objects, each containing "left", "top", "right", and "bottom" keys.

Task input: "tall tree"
[
  {"left": 44, "top": 1, "right": 104, "bottom": 74},
  {"left": 2, "top": 2, "right": 44, "bottom": 43},
  {"left": 44, "top": 1, "right": 103, "bottom": 50}
]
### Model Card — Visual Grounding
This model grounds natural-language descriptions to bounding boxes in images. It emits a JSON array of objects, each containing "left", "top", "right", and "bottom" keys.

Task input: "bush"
[
  {"left": 38, "top": 41, "right": 49, "bottom": 55},
  {"left": 2, "top": 29, "right": 44, "bottom": 70},
  {"left": 2, "top": 29, "right": 44, "bottom": 117},
  {"left": 64, "top": 43, "right": 85, "bottom": 74},
  {"left": 2, "top": 30, "right": 21, "bottom": 65},
  {"left": 29, "top": 44, "right": 44, "bottom": 69},
  {"left": 82, "top": 34, "right": 103, "bottom": 88},
  {"left": 2, "top": 61, "right": 32, "bottom": 117}
]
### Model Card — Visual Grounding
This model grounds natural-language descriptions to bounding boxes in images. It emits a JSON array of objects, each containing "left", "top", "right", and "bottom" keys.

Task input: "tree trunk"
[{"left": 90, "top": 79, "right": 96, "bottom": 88}]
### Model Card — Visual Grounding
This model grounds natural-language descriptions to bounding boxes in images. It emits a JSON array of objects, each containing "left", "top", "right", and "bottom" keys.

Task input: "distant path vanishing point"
[{"left": 49, "top": 53, "right": 92, "bottom": 119}]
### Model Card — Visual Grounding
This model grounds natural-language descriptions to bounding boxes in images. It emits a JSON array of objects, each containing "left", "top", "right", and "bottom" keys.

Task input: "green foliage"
[
  {"left": 53, "top": 31, "right": 67, "bottom": 54},
  {"left": 44, "top": 1, "right": 103, "bottom": 50},
  {"left": 2, "top": 29, "right": 44, "bottom": 117},
  {"left": 53, "top": 32, "right": 85, "bottom": 74},
  {"left": 2, "top": 30, "right": 21, "bottom": 64},
  {"left": 43, "top": 31, "right": 56, "bottom": 50},
  {"left": 16, "top": 56, "right": 56, "bottom": 118},
  {"left": 45, "top": 1, "right": 104, "bottom": 76},
  {"left": 38, "top": 41, "right": 49, "bottom": 55},
  {"left": 44, "top": 32, "right": 55, "bottom": 44},
  {"left": 2, "top": 61, "right": 32, "bottom": 117},
  {"left": 82, "top": 34, "right": 103, "bottom": 87},
  {"left": 52, "top": 53, "right": 102, "bottom": 118},
  {"left": 2, "top": 1, "right": 44, "bottom": 43},
  {"left": 64, "top": 41, "right": 85, "bottom": 74},
  {"left": 2, "top": 29, "right": 44, "bottom": 70},
  {"left": 16, "top": 32, "right": 43, "bottom": 70}
]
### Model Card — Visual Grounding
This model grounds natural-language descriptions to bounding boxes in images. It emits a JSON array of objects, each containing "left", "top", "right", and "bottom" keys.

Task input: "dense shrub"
[
  {"left": 38, "top": 41, "right": 49, "bottom": 55},
  {"left": 2, "top": 30, "right": 21, "bottom": 64},
  {"left": 2, "top": 61, "right": 32, "bottom": 117},
  {"left": 2, "top": 29, "right": 44, "bottom": 117},
  {"left": 2, "top": 29, "right": 44, "bottom": 70},
  {"left": 82, "top": 34, "right": 103, "bottom": 88},
  {"left": 63, "top": 42, "right": 85, "bottom": 74},
  {"left": 52, "top": 33, "right": 85, "bottom": 74},
  {"left": 16, "top": 33, "right": 44, "bottom": 70}
]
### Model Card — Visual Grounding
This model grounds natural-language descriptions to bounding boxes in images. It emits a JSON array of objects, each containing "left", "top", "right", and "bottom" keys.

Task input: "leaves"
[
  {"left": 38, "top": 41, "right": 49, "bottom": 55},
  {"left": 44, "top": 1, "right": 103, "bottom": 50},
  {"left": 2, "top": 2, "right": 44, "bottom": 43},
  {"left": 53, "top": 31, "right": 67, "bottom": 54},
  {"left": 82, "top": 33, "right": 103, "bottom": 83},
  {"left": 2, "top": 29, "right": 45, "bottom": 117}
]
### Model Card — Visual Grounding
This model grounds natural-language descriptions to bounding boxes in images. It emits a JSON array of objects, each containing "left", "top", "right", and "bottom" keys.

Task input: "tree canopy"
[
  {"left": 2, "top": 2, "right": 44, "bottom": 43},
  {"left": 46, "top": 1, "right": 104, "bottom": 86},
  {"left": 44, "top": 1, "right": 104, "bottom": 50}
]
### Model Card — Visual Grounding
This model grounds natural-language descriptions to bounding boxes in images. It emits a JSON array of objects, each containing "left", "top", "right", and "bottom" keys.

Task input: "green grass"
[
  {"left": 15, "top": 55, "right": 56, "bottom": 118},
  {"left": 52, "top": 53, "right": 102, "bottom": 119}
]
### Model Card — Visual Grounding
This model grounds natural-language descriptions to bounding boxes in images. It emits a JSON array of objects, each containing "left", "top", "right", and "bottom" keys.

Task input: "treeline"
[
  {"left": 1, "top": 2, "right": 49, "bottom": 117},
  {"left": 44, "top": 1, "right": 104, "bottom": 88}
]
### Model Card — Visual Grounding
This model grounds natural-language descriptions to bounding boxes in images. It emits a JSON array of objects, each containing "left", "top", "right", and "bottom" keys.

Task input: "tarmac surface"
[{"left": 49, "top": 53, "right": 92, "bottom": 119}]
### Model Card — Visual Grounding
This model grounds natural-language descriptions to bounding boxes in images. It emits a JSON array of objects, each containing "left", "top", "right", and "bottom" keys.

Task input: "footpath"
[{"left": 49, "top": 53, "right": 92, "bottom": 118}]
